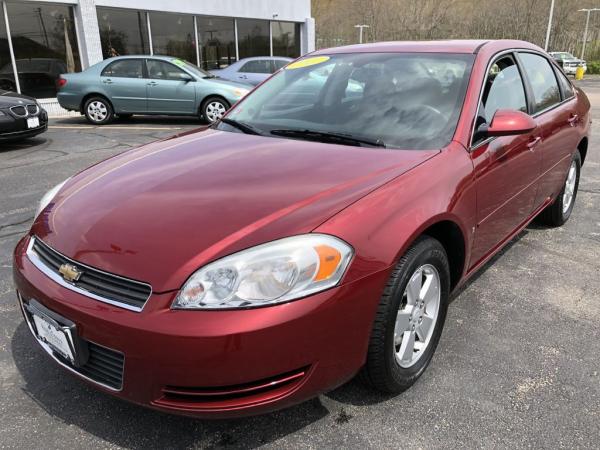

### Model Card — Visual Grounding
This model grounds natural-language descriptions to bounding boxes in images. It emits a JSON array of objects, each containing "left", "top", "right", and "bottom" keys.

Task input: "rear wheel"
[
  {"left": 538, "top": 150, "right": 581, "bottom": 227},
  {"left": 84, "top": 97, "right": 114, "bottom": 125},
  {"left": 360, "top": 236, "right": 450, "bottom": 393},
  {"left": 201, "top": 96, "right": 229, "bottom": 123}
]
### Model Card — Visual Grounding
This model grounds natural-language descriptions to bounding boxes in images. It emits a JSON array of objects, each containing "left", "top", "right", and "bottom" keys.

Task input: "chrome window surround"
[
  {"left": 469, "top": 48, "right": 577, "bottom": 151},
  {"left": 9, "top": 104, "right": 39, "bottom": 118},
  {"left": 26, "top": 237, "right": 152, "bottom": 313},
  {"left": 17, "top": 291, "right": 124, "bottom": 392}
]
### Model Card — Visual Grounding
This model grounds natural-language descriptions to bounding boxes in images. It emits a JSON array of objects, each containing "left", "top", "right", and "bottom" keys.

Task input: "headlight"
[
  {"left": 173, "top": 234, "right": 353, "bottom": 309},
  {"left": 35, "top": 180, "right": 68, "bottom": 218},
  {"left": 232, "top": 88, "right": 250, "bottom": 98}
]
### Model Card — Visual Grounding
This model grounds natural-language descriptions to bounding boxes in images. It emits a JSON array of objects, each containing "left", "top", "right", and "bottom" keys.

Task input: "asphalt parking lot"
[{"left": 1, "top": 82, "right": 599, "bottom": 449}]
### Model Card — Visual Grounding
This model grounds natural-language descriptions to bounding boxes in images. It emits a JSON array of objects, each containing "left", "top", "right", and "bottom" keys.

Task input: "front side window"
[
  {"left": 472, "top": 55, "right": 527, "bottom": 146},
  {"left": 240, "top": 60, "right": 273, "bottom": 74},
  {"left": 147, "top": 60, "right": 186, "bottom": 80},
  {"left": 219, "top": 52, "right": 474, "bottom": 150},
  {"left": 102, "top": 59, "right": 144, "bottom": 78},
  {"left": 518, "top": 52, "right": 561, "bottom": 113}
]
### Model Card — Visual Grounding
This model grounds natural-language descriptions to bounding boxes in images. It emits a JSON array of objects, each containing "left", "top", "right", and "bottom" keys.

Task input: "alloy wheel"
[
  {"left": 205, "top": 101, "right": 227, "bottom": 122},
  {"left": 562, "top": 160, "right": 577, "bottom": 214},
  {"left": 394, "top": 264, "right": 441, "bottom": 368},
  {"left": 87, "top": 101, "right": 108, "bottom": 123}
]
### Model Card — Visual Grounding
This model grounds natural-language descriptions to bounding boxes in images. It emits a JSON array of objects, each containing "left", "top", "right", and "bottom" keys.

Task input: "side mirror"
[
  {"left": 486, "top": 109, "right": 536, "bottom": 137},
  {"left": 178, "top": 73, "right": 194, "bottom": 82}
]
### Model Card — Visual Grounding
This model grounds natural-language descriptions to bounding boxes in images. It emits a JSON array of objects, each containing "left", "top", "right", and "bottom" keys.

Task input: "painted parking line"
[{"left": 48, "top": 125, "right": 185, "bottom": 131}]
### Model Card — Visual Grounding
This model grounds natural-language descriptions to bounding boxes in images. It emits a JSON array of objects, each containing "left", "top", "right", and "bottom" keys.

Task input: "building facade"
[{"left": 0, "top": 0, "right": 314, "bottom": 107}]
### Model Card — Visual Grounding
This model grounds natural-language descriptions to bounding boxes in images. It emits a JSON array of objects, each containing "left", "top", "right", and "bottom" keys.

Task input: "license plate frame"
[
  {"left": 32, "top": 313, "right": 75, "bottom": 362},
  {"left": 27, "top": 117, "right": 40, "bottom": 129}
]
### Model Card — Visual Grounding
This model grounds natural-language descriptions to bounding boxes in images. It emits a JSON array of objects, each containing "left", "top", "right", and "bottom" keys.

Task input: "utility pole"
[
  {"left": 544, "top": 0, "right": 555, "bottom": 51},
  {"left": 354, "top": 24, "right": 370, "bottom": 44},
  {"left": 578, "top": 8, "right": 600, "bottom": 60}
]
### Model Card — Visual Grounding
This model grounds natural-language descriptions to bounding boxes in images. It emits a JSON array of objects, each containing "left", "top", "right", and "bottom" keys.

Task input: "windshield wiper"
[
  {"left": 270, "top": 129, "right": 386, "bottom": 148},
  {"left": 220, "top": 118, "right": 265, "bottom": 136}
]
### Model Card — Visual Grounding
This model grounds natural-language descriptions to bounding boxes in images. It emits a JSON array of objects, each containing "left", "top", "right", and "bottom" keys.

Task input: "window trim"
[
  {"left": 470, "top": 48, "right": 577, "bottom": 152},
  {"left": 101, "top": 58, "right": 147, "bottom": 79}
]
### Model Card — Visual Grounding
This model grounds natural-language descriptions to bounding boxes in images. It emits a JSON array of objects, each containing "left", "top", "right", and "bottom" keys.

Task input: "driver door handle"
[{"left": 527, "top": 136, "right": 542, "bottom": 150}]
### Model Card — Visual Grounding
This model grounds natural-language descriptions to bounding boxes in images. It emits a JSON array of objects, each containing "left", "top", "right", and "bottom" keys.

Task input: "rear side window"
[
  {"left": 555, "top": 68, "right": 575, "bottom": 99},
  {"left": 472, "top": 55, "right": 527, "bottom": 146},
  {"left": 518, "top": 53, "right": 561, "bottom": 113},
  {"left": 239, "top": 60, "right": 273, "bottom": 74},
  {"left": 102, "top": 59, "right": 144, "bottom": 78}
]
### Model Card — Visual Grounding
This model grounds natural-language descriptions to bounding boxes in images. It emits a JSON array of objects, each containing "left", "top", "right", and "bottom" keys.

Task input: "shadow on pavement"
[{"left": 0, "top": 136, "right": 48, "bottom": 152}]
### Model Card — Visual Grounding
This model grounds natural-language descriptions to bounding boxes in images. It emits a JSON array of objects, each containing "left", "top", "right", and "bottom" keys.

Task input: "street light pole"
[
  {"left": 578, "top": 8, "right": 600, "bottom": 60},
  {"left": 544, "top": 0, "right": 555, "bottom": 51},
  {"left": 354, "top": 24, "right": 370, "bottom": 44}
]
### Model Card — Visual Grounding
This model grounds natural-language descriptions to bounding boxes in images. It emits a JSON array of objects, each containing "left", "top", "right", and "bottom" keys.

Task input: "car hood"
[
  {"left": 0, "top": 90, "right": 36, "bottom": 106},
  {"left": 204, "top": 77, "right": 253, "bottom": 89},
  {"left": 32, "top": 129, "right": 438, "bottom": 292}
]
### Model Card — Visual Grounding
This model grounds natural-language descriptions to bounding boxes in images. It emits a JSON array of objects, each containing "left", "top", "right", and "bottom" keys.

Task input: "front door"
[
  {"left": 469, "top": 53, "right": 542, "bottom": 267},
  {"left": 99, "top": 59, "right": 147, "bottom": 113},
  {"left": 145, "top": 60, "right": 196, "bottom": 114}
]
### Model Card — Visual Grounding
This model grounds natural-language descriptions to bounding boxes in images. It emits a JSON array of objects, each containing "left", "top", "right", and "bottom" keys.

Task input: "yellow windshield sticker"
[
  {"left": 172, "top": 59, "right": 186, "bottom": 68},
  {"left": 286, "top": 56, "right": 330, "bottom": 70}
]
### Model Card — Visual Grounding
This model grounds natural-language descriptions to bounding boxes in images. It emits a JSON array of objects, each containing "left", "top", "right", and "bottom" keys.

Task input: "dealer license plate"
[
  {"left": 27, "top": 117, "right": 40, "bottom": 129},
  {"left": 32, "top": 313, "right": 74, "bottom": 361}
]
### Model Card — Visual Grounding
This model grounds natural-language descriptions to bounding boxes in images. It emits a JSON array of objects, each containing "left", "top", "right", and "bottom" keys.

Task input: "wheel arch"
[{"left": 578, "top": 137, "right": 588, "bottom": 166}]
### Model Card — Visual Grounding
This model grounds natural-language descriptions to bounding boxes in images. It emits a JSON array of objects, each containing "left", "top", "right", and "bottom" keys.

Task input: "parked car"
[
  {"left": 0, "top": 58, "right": 68, "bottom": 99},
  {"left": 210, "top": 56, "right": 292, "bottom": 85},
  {"left": 57, "top": 56, "right": 252, "bottom": 124},
  {"left": 549, "top": 52, "right": 586, "bottom": 75},
  {"left": 14, "top": 40, "right": 590, "bottom": 418},
  {"left": 0, "top": 90, "right": 48, "bottom": 141}
]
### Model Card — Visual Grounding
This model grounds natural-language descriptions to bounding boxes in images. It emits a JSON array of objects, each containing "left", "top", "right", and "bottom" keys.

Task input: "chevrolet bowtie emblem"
[{"left": 59, "top": 263, "right": 82, "bottom": 282}]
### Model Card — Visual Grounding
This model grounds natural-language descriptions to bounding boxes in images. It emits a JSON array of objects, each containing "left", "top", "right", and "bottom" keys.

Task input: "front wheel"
[
  {"left": 84, "top": 97, "right": 114, "bottom": 125},
  {"left": 360, "top": 236, "right": 450, "bottom": 393},
  {"left": 538, "top": 150, "right": 581, "bottom": 227},
  {"left": 201, "top": 96, "right": 230, "bottom": 123}
]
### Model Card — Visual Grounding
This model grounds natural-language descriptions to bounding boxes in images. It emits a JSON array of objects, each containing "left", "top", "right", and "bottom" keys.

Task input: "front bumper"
[
  {"left": 13, "top": 235, "right": 387, "bottom": 418},
  {"left": 0, "top": 109, "right": 48, "bottom": 141}
]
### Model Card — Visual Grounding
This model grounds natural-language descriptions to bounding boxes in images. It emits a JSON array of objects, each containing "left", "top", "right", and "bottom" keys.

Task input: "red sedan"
[{"left": 13, "top": 40, "right": 590, "bottom": 418}]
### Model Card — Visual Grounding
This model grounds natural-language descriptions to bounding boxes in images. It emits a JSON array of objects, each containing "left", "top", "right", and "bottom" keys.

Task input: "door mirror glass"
[{"left": 485, "top": 109, "right": 536, "bottom": 137}]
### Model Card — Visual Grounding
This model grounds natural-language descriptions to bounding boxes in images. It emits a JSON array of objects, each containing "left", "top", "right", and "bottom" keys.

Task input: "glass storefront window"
[
  {"left": 149, "top": 12, "right": 196, "bottom": 63},
  {"left": 0, "top": 9, "right": 12, "bottom": 91},
  {"left": 272, "top": 22, "right": 300, "bottom": 58},
  {"left": 5, "top": 2, "right": 81, "bottom": 98},
  {"left": 196, "top": 16, "right": 235, "bottom": 70},
  {"left": 97, "top": 7, "right": 149, "bottom": 59},
  {"left": 237, "top": 19, "right": 270, "bottom": 59}
]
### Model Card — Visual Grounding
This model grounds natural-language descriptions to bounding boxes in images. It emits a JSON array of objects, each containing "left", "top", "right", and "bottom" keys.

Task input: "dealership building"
[{"left": 0, "top": 0, "right": 314, "bottom": 113}]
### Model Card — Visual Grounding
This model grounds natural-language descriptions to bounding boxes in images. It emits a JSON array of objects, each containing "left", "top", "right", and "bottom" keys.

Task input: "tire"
[
  {"left": 84, "top": 96, "right": 114, "bottom": 125},
  {"left": 201, "top": 96, "right": 230, "bottom": 123},
  {"left": 538, "top": 150, "right": 581, "bottom": 227},
  {"left": 360, "top": 236, "right": 450, "bottom": 393}
]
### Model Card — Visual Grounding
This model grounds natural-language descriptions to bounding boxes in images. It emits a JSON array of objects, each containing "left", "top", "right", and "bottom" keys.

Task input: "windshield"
[
  {"left": 217, "top": 52, "right": 474, "bottom": 150},
  {"left": 555, "top": 52, "right": 575, "bottom": 59}
]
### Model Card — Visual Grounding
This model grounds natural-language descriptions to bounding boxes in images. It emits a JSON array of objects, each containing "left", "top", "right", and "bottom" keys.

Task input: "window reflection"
[
  {"left": 272, "top": 22, "right": 300, "bottom": 58},
  {"left": 0, "top": 11, "right": 12, "bottom": 91},
  {"left": 197, "top": 17, "right": 235, "bottom": 70},
  {"left": 150, "top": 12, "right": 196, "bottom": 63},
  {"left": 97, "top": 7, "right": 149, "bottom": 58},
  {"left": 237, "top": 19, "right": 270, "bottom": 59}
]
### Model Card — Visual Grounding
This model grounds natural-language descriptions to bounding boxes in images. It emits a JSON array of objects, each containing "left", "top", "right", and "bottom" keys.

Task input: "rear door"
[
  {"left": 100, "top": 59, "right": 147, "bottom": 113},
  {"left": 236, "top": 59, "right": 273, "bottom": 85},
  {"left": 516, "top": 52, "right": 581, "bottom": 208},
  {"left": 145, "top": 59, "right": 196, "bottom": 114},
  {"left": 469, "top": 53, "right": 543, "bottom": 267}
]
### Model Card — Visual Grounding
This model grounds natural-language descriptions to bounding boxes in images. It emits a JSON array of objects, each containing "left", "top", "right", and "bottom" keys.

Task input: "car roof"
[
  {"left": 235, "top": 56, "right": 293, "bottom": 62},
  {"left": 103, "top": 55, "right": 184, "bottom": 62},
  {"left": 312, "top": 39, "right": 543, "bottom": 55}
]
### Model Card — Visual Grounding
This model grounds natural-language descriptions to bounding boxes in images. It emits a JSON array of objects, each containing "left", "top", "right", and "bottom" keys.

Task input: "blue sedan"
[
  {"left": 57, "top": 56, "right": 252, "bottom": 124},
  {"left": 210, "top": 57, "right": 292, "bottom": 86}
]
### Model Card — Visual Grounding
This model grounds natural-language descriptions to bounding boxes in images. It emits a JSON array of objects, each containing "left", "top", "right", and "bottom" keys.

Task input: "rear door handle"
[
  {"left": 568, "top": 114, "right": 579, "bottom": 126},
  {"left": 147, "top": 81, "right": 158, "bottom": 86},
  {"left": 239, "top": 75, "right": 248, "bottom": 79},
  {"left": 102, "top": 78, "right": 113, "bottom": 85},
  {"left": 527, "top": 136, "right": 542, "bottom": 150}
]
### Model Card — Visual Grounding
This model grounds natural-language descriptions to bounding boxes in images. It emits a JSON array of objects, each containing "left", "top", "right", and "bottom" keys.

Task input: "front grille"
[
  {"left": 55, "top": 341, "right": 124, "bottom": 390},
  {"left": 30, "top": 237, "right": 152, "bottom": 311},
  {"left": 10, "top": 105, "right": 26, "bottom": 117},
  {"left": 26, "top": 104, "right": 39, "bottom": 115}
]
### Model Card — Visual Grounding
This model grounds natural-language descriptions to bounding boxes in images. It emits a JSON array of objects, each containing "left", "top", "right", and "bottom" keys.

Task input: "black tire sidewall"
[{"left": 84, "top": 97, "right": 113, "bottom": 125}]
